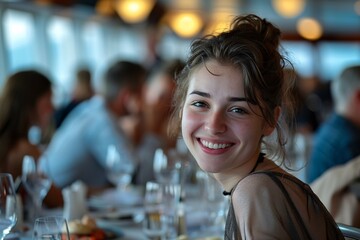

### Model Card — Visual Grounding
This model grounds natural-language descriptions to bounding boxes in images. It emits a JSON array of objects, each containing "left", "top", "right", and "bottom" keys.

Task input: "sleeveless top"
[{"left": 224, "top": 170, "right": 344, "bottom": 239}]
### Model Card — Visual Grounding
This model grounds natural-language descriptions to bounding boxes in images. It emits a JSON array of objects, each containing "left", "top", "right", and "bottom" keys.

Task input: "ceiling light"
[
  {"left": 272, "top": 0, "right": 306, "bottom": 18},
  {"left": 169, "top": 11, "right": 203, "bottom": 38},
  {"left": 297, "top": 18, "right": 323, "bottom": 40},
  {"left": 115, "top": 0, "right": 155, "bottom": 23}
]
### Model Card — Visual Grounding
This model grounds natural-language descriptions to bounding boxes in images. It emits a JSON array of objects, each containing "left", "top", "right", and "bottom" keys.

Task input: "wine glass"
[
  {"left": 105, "top": 144, "right": 134, "bottom": 191},
  {"left": 22, "top": 155, "right": 52, "bottom": 222},
  {"left": 153, "top": 148, "right": 181, "bottom": 184},
  {"left": 0, "top": 173, "right": 17, "bottom": 240},
  {"left": 32, "top": 216, "right": 70, "bottom": 240}
]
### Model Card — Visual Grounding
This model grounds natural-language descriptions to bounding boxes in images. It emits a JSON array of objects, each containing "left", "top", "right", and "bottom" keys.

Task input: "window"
[
  {"left": 318, "top": 42, "right": 360, "bottom": 81},
  {"left": 3, "top": 9, "right": 40, "bottom": 72},
  {"left": 47, "top": 16, "right": 77, "bottom": 103},
  {"left": 282, "top": 41, "right": 315, "bottom": 78}
]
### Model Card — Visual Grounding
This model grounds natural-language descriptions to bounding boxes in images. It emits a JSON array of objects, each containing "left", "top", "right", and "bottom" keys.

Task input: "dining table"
[{"left": 9, "top": 182, "right": 227, "bottom": 240}]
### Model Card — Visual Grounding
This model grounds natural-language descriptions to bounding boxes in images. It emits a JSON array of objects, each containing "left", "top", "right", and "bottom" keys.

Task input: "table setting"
[{"left": 2, "top": 146, "right": 227, "bottom": 240}]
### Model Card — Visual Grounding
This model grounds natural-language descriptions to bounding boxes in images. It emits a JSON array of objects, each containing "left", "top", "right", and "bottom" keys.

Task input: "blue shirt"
[
  {"left": 40, "top": 96, "right": 137, "bottom": 188},
  {"left": 306, "top": 113, "right": 360, "bottom": 183}
]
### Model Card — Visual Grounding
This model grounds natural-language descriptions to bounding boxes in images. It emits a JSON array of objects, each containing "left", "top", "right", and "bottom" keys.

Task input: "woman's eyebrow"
[
  {"left": 189, "top": 90, "right": 210, "bottom": 98},
  {"left": 190, "top": 91, "right": 248, "bottom": 102}
]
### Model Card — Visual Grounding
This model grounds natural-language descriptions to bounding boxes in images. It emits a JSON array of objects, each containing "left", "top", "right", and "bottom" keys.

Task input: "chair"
[{"left": 338, "top": 223, "right": 360, "bottom": 239}]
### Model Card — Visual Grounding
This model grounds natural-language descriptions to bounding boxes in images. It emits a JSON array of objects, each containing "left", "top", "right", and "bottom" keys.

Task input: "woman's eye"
[
  {"left": 191, "top": 101, "right": 207, "bottom": 108},
  {"left": 230, "top": 107, "right": 248, "bottom": 114}
]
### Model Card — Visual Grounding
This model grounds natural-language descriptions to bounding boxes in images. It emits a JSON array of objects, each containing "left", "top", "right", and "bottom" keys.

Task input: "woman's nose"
[{"left": 204, "top": 111, "right": 226, "bottom": 134}]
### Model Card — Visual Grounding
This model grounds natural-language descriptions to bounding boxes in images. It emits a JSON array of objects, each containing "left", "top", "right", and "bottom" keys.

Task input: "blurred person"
[
  {"left": 306, "top": 65, "right": 360, "bottom": 183},
  {"left": 133, "top": 59, "right": 185, "bottom": 185},
  {"left": 285, "top": 69, "right": 320, "bottom": 135},
  {"left": 169, "top": 14, "right": 343, "bottom": 239},
  {"left": 54, "top": 67, "right": 94, "bottom": 128},
  {"left": 0, "top": 69, "right": 62, "bottom": 208},
  {"left": 40, "top": 60, "right": 147, "bottom": 189}
]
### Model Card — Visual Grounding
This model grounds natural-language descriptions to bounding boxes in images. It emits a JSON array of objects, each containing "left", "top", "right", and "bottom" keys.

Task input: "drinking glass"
[
  {"left": 142, "top": 181, "right": 165, "bottom": 240},
  {"left": 105, "top": 144, "right": 134, "bottom": 190},
  {"left": 161, "top": 183, "right": 182, "bottom": 239},
  {"left": 22, "top": 155, "right": 52, "bottom": 222},
  {"left": 153, "top": 148, "right": 181, "bottom": 184},
  {"left": 0, "top": 173, "right": 17, "bottom": 240},
  {"left": 142, "top": 181, "right": 182, "bottom": 240},
  {"left": 32, "top": 216, "right": 70, "bottom": 240}
]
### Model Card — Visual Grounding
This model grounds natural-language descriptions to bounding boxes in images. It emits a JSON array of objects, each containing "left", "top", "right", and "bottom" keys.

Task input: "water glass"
[
  {"left": 22, "top": 155, "right": 52, "bottom": 222},
  {"left": 105, "top": 144, "right": 134, "bottom": 190},
  {"left": 143, "top": 181, "right": 165, "bottom": 239},
  {"left": 153, "top": 148, "right": 181, "bottom": 184},
  {"left": 0, "top": 173, "right": 17, "bottom": 240},
  {"left": 32, "top": 216, "right": 70, "bottom": 240},
  {"left": 142, "top": 181, "right": 182, "bottom": 240}
]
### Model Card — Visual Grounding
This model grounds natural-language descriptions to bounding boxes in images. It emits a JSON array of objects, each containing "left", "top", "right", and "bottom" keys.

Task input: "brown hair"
[
  {"left": 170, "top": 14, "right": 296, "bottom": 163},
  {"left": 0, "top": 70, "right": 52, "bottom": 170}
]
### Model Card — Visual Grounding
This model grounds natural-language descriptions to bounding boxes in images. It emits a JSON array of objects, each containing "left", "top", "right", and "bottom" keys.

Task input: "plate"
[
  {"left": 91, "top": 206, "right": 145, "bottom": 226},
  {"left": 68, "top": 225, "right": 124, "bottom": 240},
  {"left": 88, "top": 188, "right": 143, "bottom": 210}
]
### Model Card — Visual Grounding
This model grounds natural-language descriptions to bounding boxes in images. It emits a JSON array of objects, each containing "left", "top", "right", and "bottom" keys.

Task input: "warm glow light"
[
  {"left": 272, "top": 0, "right": 306, "bottom": 18},
  {"left": 297, "top": 18, "right": 323, "bottom": 40},
  {"left": 169, "top": 12, "right": 203, "bottom": 38},
  {"left": 95, "top": 0, "right": 114, "bottom": 16},
  {"left": 204, "top": 12, "right": 233, "bottom": 35},
  {"left": 355, "top": 0, "right": 360, "bottom": 15},
  {"left": 115, "top": 0, "right": 155, "bottom": 23}
]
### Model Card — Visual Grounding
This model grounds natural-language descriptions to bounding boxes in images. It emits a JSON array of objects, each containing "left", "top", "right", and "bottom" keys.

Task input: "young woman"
[
  {"left": 170, "top": 14, "right": 344, "bottom": 239},
  {"left": 0, "top": 70, "right": 62, "bottom": 208}
]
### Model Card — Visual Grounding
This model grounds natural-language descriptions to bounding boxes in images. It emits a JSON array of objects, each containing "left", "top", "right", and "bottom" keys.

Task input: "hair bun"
[{"left": 230, "top": 14, "right": 281, "bottom": 49}]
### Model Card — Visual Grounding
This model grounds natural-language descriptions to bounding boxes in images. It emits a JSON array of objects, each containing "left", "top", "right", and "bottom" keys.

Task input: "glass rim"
[
  {"left": 35, "top": 216, "right": 67, "bottom": 222},
  {"left": 0, "top": 173, "right": 14, "bottom": 178}
]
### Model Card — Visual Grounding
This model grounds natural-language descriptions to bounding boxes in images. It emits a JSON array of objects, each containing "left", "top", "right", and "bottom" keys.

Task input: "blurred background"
[{"left": 0, "top": 0, "right": 359, "bottom": 108}]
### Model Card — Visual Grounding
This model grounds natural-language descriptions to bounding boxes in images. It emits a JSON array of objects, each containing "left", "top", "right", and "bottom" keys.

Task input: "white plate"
[{"left": 88, "top": 187, "right": 143, "bottom": 210}]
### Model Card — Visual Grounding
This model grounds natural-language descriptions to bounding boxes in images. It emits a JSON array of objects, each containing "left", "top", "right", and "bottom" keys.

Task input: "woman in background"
[{"left": 0, "top": 69, "right": 61, "bottom": 207}]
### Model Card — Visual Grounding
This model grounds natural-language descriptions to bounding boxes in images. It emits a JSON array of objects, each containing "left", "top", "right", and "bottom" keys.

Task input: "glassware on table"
[
  {"left": 142, "top": 181, "right": 165, "bottom": 240},
  {"left": 161, "top": 182, "right": 182, "bottom": 239},
  {"left": 105, "top": 144, "right": 134, "bottom": 191},
  {"left": 22, "top": 155, "right": 52, "bottom": 222},
  {"left": 142, "top": 181, "right": 182, "bottom": 240},
  {"left": 0, "top": 173, "right": 17, "bottom": 240},
  {"left": 32, "top": 216, "right": 70, "bottom": 240},
  {"left": 153, "top": 148, "right": 181, "bottom": 184}
]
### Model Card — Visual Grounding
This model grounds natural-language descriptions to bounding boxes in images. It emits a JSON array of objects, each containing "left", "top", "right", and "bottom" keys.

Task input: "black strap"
[{"left": 222, "top": 153, "right": 265, "bottom": 196}]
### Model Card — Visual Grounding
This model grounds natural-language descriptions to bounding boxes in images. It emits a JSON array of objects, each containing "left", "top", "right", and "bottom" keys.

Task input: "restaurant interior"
[{"left": 0, "top": 0, "right": 360, "bottom": 239}]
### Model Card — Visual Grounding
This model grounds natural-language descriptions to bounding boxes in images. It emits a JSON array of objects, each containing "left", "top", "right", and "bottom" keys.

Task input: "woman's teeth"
[{"left": 200, "top": 139, "right": 231, "bottom": 149}]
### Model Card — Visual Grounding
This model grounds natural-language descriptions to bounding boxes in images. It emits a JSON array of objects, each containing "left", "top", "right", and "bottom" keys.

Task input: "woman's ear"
[{"left": 263, "top": 106, "right": 281, "bottom": 136}]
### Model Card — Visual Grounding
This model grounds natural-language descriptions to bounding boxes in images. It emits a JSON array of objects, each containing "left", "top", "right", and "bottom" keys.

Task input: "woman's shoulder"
[{"left": 6, "top": 139, "right": 41, "bottom": 179}]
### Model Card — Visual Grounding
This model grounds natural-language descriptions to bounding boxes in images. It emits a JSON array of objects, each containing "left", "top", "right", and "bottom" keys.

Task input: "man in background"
[
  {"left": 40, "top": 60, "right": 147, "bottom": 189},
  {"left": 306, "top": 65, "right": 360, "bottom": 183}
]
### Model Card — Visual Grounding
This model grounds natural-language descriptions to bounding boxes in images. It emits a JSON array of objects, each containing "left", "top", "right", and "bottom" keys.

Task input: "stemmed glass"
[
  {"left": 32, "top": 216, "right": 70, "bottom": 240},
  {"left": 0, "top": 173, "right": 17, "bottom": 240},
  {"left": 22, "top": 155, "right": 52, "bottom": 222},
  {"left": 153, "top": 148, "right": 181, "bottom": 184},
  {"left": 105, "top": 144, "right": 134, "bottom": 191}
]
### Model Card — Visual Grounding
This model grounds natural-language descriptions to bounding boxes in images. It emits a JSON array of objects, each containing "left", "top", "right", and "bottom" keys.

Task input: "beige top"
[{"left": 225, "top": 159, "right": 344, "bottom": 239}]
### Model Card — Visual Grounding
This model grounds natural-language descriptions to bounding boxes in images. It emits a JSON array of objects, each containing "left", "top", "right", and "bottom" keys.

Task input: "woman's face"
[
  {"left": 35, "top": 90, "right": 54, "bottom": 130},
  {"left": 181, "top": 60, "right": 274, "bottom": 174}
]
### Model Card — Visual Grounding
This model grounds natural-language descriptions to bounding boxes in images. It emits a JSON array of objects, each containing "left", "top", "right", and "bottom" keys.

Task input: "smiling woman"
[{"left": 169, "top": 14, "right": 344, "bottom": 239}]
